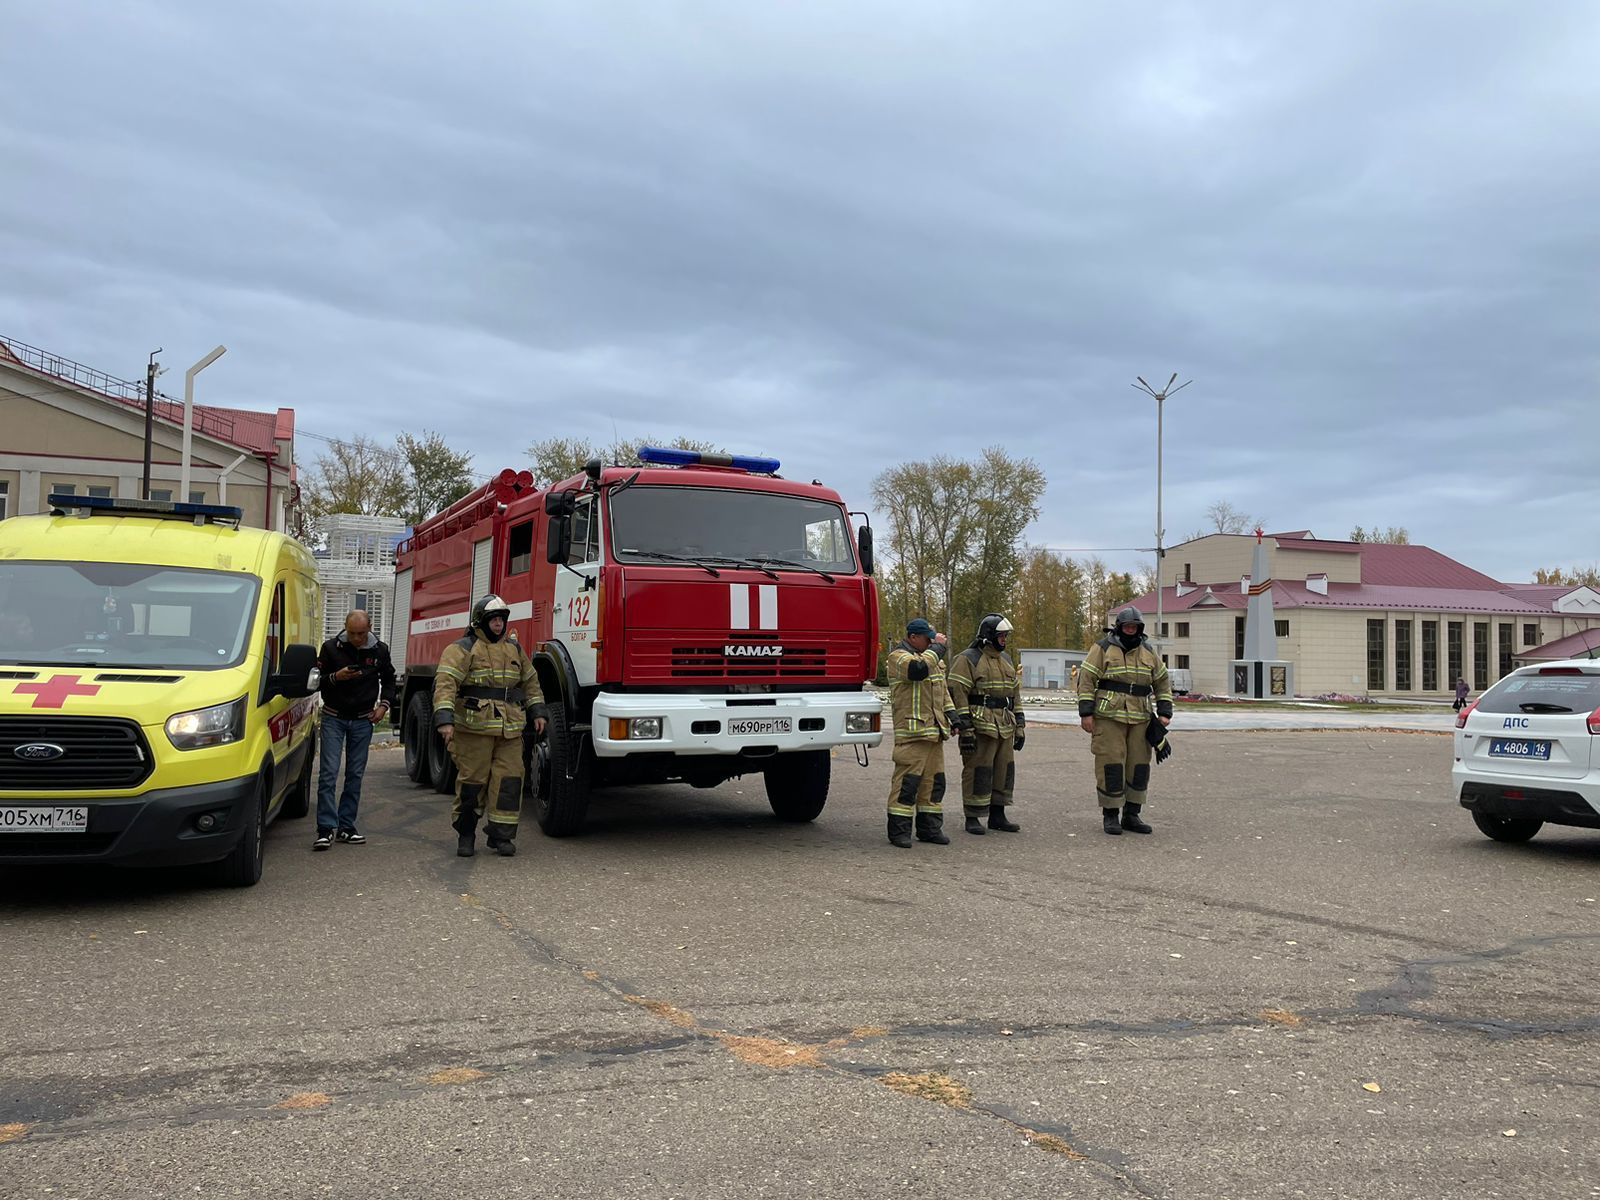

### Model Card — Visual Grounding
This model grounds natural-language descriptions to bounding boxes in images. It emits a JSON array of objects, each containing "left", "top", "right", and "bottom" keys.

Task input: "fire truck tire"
[
  {"left": 404, "top": 693, "right": 434, "bottom": 787},
  {"left": 430, "top": 724, "right": 458, "bottom": 795},
  {"left": 764, "top": 749, "right": 830, "bottom": 822},
  {"left": 534, "top": 705, "right": 590, "bottom": 837}
]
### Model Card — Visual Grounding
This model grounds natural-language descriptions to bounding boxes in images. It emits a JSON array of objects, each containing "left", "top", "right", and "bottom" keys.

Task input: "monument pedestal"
[{"left": 1231, "top": 659, "right": 1294, "bottom": 699}]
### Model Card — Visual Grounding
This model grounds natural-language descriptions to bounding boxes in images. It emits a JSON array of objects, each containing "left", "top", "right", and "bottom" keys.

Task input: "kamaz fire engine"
[{"left": 393, "top": 447, "right": 883, "bottom": 835}]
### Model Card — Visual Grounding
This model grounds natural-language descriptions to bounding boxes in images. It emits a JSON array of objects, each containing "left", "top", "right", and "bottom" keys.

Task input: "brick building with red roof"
[{"left": 1131, "top": 531, "right": 1600, "bottom": 698}]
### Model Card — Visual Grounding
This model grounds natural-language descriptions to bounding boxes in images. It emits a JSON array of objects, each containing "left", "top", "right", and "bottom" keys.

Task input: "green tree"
[
  {"left": 396, "top": 429, "right": 475, "bottom": 525},
  {"left": 1009, "top": 547, "right": 1086, "bottom": 652},
  {"left": 1349, "top": 525, "right": 1410, "bottom": 544},
  {"left": 303, "top": 435, "right": 408, "bottom": 543},
  {"left": 1533, "top": 565, "right": 1600, "bottom": 587},
  {"left": 527, "top": 434, "right": 723, "bottom": 486}
]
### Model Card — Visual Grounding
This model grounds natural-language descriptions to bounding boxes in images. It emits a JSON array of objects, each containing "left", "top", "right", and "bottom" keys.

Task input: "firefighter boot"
[
  {"left": 887, "top": 813, "right": 914, "bottom": 849},
  {"left": 987, "top": 804, "right": 1020, "bottom": 833},
  {"left": 484, "top": 823, "right": 518, "bottom": 857},
  {"left": 1102, "top": 808, "right": 1123, "bottom": 836},
  {"left": 1120, "top": 803, "right": 1153, "bottom": 834},
  {"left": 453, "top": 810, "right": 479, "bottom": 858},
  {"left": 965, "top": 813, "right": 986, "bottom": 835},
  {"left": 915, "top": 812, "right": 950, "bottom": 845}
]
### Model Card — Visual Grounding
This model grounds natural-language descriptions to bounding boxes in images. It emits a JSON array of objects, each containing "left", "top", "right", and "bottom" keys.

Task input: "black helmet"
[
  {"left": 472, "top": 593, "right": 511, "bottom": 641},
  {"left": 974, "top": 613, "right": 1014, "bottom": 649},
  {"left": 1113, "top": 605, "right": 1144, "bottom": 634}
]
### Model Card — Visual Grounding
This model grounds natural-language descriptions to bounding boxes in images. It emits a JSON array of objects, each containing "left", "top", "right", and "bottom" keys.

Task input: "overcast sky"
[{"left": 3, "top": 2, "right": 1596, "bottom": 582}]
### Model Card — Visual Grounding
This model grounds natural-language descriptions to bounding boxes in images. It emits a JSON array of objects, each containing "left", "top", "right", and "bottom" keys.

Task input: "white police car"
[{"left": 1454, "top": 659, "right": 1600, "bottom": 842}]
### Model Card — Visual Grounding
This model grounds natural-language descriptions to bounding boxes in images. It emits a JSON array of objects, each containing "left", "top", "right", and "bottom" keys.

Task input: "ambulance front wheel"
[{"left": 765, "top": 749, "right": 830, "bottom": 822}]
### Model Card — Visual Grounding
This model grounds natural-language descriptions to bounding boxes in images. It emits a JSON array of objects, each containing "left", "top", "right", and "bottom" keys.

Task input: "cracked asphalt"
[{"left": 4, "top": 727, "right": 1599, "bottom": 1199}]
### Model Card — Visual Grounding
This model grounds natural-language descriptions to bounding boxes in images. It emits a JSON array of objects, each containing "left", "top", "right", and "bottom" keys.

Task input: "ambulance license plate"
[
  {"left": 728, "top": 717, "right": 792, "bottom": 737},
  {"left": 0, "top": 806, "right": 90, "bottom": 833}
]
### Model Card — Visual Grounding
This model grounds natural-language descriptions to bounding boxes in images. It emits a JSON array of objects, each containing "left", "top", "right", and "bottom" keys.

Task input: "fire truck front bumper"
[{"left": 591, "top": 692, "right": 884, "bottom": 758}]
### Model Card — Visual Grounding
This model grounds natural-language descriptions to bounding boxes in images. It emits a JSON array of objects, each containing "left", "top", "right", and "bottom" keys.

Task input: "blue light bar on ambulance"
[
  {"left": 636, "top": 446, "right": 781, "bottom": 473},
  {"left": 48, "top": 493, "right": 245, "bottom": 526}
]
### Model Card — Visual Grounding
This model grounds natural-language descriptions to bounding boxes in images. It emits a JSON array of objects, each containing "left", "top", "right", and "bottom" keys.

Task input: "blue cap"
[{"left": 906, "top": 618, "right": 937, "bottom": 639}]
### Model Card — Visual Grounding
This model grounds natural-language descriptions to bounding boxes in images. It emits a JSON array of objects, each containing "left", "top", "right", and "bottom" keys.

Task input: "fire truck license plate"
[{"left": 728, "top": 717, "right": 792, "bottom": 736}]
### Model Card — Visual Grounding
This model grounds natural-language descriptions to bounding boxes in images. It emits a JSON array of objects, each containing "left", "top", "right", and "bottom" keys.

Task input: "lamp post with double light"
[{"left": 1132, "top": 373, "right": 1191, "bottom": 663}]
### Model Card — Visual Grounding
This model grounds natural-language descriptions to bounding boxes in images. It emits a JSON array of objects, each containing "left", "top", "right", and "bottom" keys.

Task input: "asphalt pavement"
[{"left": 3, "top": 726, "right": 1598, "bottom": 1199}]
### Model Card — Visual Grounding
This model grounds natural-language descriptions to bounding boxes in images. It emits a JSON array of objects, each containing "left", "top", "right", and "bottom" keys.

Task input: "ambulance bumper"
[{"left": 591, "top": 692, "right": 883, "bottom": 758}]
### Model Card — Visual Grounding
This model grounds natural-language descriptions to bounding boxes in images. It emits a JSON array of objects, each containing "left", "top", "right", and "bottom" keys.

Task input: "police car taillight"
[
  {"left": 1588, "top": 704, "right": 1600, "bottom": 736},
  {"left": 1455, "top": 699, "right": 1478, "bottom": 729}
]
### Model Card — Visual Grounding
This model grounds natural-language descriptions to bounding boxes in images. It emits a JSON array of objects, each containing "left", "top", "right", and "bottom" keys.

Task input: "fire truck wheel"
[
  {"left": 764, "top": 749, "right": 830, "bottom": 822},
  {"left": 404, "top": 693, "right": 435, "bottom": 787},
  {"left": 534, "top": 704, "right": 590, "bottom": 837},
  {"left": 429, "top": 721, "right": 458, "bottom": 795}
]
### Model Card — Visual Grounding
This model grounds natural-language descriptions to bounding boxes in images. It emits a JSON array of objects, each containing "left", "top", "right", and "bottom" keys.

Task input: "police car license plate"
[
  {"left": 1488, "top": 738, "right": 1551, "bottom": 760},
  {"left": 0, "top": 806, "right": 90, "bottom": 832},
  {"left": 728, "top": 717, "right": 791, "bottom": 737}
]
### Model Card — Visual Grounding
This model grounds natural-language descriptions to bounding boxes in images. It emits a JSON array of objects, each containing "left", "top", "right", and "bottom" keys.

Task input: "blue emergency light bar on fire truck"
[
  {"left": 47, "top": 493, "right": 245, "bottom": 528},
  {"left": 636, "top": 446, "right": 781, "bottom": 474}
]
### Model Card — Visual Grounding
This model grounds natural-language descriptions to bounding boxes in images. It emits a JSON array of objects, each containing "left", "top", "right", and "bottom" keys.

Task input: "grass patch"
[
  {"left": 1259, "top": 1008, "right": 1305, "bottom": 1028},
  {"left": 881, "top": 1071, "right": 973, "bottom": 1108},
  {"left": 274, "top": 1092, "right": 332, "bottom": 1111},
  {"left": 1025, "top": 1130, "right": 1090, "bottom": 1160},
  {"left": 0, "top": 1123, "right": 29, "bottom": 1144},
  {"left": 717, "top": 1034, "right": 823, "bottom": 1069},
  {"left": 426, "top": 1067, "right": 489, "bottom": 1085}
]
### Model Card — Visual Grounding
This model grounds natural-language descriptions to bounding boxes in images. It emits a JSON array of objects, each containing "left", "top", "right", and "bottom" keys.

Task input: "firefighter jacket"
[
  {"left": 886, "top": 640, "right": 958, "bottom": 743},
  {"left": 1077, "top": 635, "right": 1174, "bottom": 724},
  {"left": 948, "top": 644, "right": 1023, "bottom": 737},
  {"left": 434, "top": 632, "right": 545, "bottom": 739}
]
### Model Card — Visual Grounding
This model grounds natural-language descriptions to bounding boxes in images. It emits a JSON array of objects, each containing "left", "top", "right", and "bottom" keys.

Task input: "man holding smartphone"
[{"left": 313, "top": 609, "right": 397, "bottom": 851}]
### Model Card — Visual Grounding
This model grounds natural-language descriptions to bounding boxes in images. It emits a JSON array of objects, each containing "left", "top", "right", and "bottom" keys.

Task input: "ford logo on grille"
[{"left": 14, "top": 743, "right": 66, "bottom": 761}]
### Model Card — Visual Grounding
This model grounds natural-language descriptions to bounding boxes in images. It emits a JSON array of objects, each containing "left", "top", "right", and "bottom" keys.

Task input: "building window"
[
  {"left": 87, "top": 485, "right": 112, "bottom": 498},
  {"left": 150, "top": 488, "right": 173, "bottom": 502},
  {"left": 1421, "top": 620, "right": 1439, "bottom": 692},
  {"left": 1473, "top": 622, "right": 1489, "bottom": 691},
  {"left": 353, "top": 591, "right": 370, "bottom": 614},
  {"left": 1176, "top": 622, "right": 1189, "bottom": 638},
  {"left": 1275, "top": 619, "right": 1290, "bottom": 638},
  {"left": 1498, "top": 624, "right": 1513, "bottom": 681},
  {"left": 1394, "top": 619, "right": 1412, "bottom": 690},
  {"left": 1183, "top": 562, "right": 1192, "bottom": 581},
  {"left": 0, "top": 480, "right": 8, "bottom": 520},
  {"left": 1523, "top": 623, "right": 1539, "bottom": 646},
  {"left": 53, "top": 483, "right": 77, "bottom": 496},
  {"left": 1367, "top": 619, "right": 1385, "bottom": 690},
  {"left": 1158, "top": 622, "right": 1169, "bottom": 638},
  {"left": 1175, "top": 654, "right": 1190, "bottom": 669},
  {"left": 188, "top": 490, "right": 206, "bottom": 505},
  {"left": 1448, "top": 621, "right": 1463, "bottom": 688},
  {"left": 1235, "top": 616, "right": 1245, "bottom": 661}
]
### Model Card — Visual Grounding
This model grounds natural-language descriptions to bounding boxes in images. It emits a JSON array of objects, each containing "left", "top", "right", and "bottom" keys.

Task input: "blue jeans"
[{"left": 317, "top": 713, "right": 374, "bottom": 833}]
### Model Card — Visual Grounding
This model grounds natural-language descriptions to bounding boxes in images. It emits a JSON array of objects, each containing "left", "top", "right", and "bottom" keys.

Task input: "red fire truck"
[{"left": 393, "top": 447, "right": 883, "bottom": 835}]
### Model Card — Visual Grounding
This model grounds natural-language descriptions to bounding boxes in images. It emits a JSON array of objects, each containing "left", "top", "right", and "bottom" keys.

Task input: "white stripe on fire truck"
[
  {"left": 758, "top": 584, "right": 777, "bottom": 630},
  {"left": 729, "top": 584, "right": 750, "bottom": 630},
  {"left": 409, "top": 600, "right": 534, "bottom": 637}
]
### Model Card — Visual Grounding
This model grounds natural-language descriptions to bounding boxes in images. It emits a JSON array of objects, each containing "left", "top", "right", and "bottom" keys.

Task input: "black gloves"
[
  {"left": 1156, "top": 699, "right": 1174, "bottom": 719},
  {"left": 1145, "top": 718, "right": 1172, "bottom": 762},
  {"left": 1012, "top": 732, "right": 1025, "bottom": 752},
  {"left": 950, "top": 709, "right": 973, "bottom": 731},
  {"left": 958, "top": 728, "right": 977, "bottom": 755},
  {"left": 907, "top": 658, "right": 930, "bottom": 681}
]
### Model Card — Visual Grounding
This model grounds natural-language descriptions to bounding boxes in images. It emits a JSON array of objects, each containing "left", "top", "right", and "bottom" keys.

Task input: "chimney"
[
  {"left": 1240, "top": 575, "right": 1251, "bottom": 595},
  {"left": 1307, "top": 573, "right": 1328, "bottom": 596}
]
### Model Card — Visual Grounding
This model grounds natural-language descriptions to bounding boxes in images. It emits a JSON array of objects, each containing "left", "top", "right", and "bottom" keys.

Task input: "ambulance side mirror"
[
  {"left": 857, "top": 525, "right": 874, "bottom": 576},
  {"left": 268, "top": 643, "right": 319, "bottom": 700},
  {"left": 546, "top": 515, "right": 572, "bottom": 565}
]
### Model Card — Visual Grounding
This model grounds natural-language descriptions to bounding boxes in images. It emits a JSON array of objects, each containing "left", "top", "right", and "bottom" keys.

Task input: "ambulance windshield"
[
  {"left": 0, "top": 561, "right": 261, "bottom": 670},
  {"left": 609, "top": 487, "right": 857, "bottom": 574}
]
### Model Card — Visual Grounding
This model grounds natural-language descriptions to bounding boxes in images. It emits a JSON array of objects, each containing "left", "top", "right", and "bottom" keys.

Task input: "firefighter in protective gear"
[
  {"left": 884, "top": 617, "right": 964, "bottom": 848},
  {"left": 1077, "top": 605, "right": 1173, "bottom": 835},
  {"left": 435, "top": 594, "right": 547, "bottom": 857},
  {"left": 948, "top": 613, "right": 1024, "bottom": 835}
]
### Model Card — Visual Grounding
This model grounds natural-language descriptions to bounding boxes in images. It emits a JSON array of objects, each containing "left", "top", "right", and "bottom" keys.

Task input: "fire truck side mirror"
[
  {"left": 543, "top": 490, "right": 577, "bottom": 517},
  {"left": 546, "top": 514, "right": 572, "bottom": 564},
  {"left": 858, "top": 525, "right": 874, "bottom": 576}
]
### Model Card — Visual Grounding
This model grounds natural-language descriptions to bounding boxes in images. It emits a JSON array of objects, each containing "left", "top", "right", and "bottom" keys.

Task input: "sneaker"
[
  {"left": 336, "top": 828, "right": 366, "bottom": 845},
  {"left": 313, "top": 831, "right": 333, "bottom": 851}
]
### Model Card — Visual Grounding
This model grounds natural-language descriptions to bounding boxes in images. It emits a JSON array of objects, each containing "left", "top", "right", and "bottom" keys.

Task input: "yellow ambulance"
[{"left": 0, "top": 495, "right": 320, "bottom": 886}]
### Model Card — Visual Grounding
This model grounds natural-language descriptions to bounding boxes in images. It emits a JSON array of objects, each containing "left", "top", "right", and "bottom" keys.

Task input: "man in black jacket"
[{"left": 313, "top": 610, "right": 397, "bottom": 850}]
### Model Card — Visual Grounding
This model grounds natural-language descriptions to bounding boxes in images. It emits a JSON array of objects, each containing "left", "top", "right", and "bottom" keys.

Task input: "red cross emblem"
[{"left": 14, "top": 674, "right": 102, "bottom": 709}]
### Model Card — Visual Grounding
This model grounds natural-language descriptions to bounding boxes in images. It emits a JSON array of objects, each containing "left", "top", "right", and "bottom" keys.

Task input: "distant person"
[
  {"left": 947, "top": 613, "right": 1024, "bottom": 836},
  {"left": 1453, "top": 677, "right": 1470, "bottom": 712},
  {"left": 313, "top": 610, "right": 396, "bottom": 851},
  {"left": 1077, "top": 606, "right": 1173, "bottom": 836}
]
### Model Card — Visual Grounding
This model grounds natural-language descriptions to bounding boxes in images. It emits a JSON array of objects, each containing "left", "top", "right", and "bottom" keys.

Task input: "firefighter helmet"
[
  {"left": 1113, "top": 605, "right": 1144, "bottom": 634},
  {"left": 975, "top": 613, "right": 1014, "bottom": 649},
  {"left": 472, "top": 594, "right": 512, "bottom": 641}
]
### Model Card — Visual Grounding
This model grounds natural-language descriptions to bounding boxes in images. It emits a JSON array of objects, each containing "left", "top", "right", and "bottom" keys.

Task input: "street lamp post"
[
  {"left": 141, "top": 348, "right": 162, "bottom": 500},
  {"left": 1132, "top": 374, "right": 1191, "bottom": 663},
  {"left": 179, "top": 345, "right": 227, "bottom": 501}
]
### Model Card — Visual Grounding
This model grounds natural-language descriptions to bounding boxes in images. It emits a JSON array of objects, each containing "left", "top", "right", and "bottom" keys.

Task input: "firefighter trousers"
[
  {"left": 960, "top": 733, "right": 1016, "bottom": 814},
  {"left": 1090, "top": 719, "right": 1152, "bottom": 809},
  {"left": 450, "top": 731, "right": 525, "bottom": 835},
  {"left": 888, "top": 738, "right": 947, "bottom": 817}
]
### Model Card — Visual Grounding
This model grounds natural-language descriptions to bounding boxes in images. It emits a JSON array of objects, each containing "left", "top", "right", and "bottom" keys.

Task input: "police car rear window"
[{"left": 1475, "top": 673, "right": 1600, "bottom": 713}]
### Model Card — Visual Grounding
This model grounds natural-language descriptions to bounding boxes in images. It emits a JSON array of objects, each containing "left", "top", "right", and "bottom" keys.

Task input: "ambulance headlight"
[
  {"left": 846, "top": 711, "right": 880, "bottom": 734},
  {"left": 167, "top": 698, "right": 246, "bottom": 750}
]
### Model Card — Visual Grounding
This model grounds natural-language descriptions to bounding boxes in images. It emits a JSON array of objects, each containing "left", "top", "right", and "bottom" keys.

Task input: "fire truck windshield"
[{"left": 609, "top": 486, "right": 857, "bottom": 574}]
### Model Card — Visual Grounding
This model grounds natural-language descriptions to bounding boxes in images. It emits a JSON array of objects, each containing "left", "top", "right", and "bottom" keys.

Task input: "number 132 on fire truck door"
[{"left": 554, "top": 495, "right": 600, "bottom": 678}]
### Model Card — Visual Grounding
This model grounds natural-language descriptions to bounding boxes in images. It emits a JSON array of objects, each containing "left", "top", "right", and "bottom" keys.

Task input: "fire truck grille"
[
  {"left": 668, "top": 645, "right": 830, "bottom": 678},
  {"left": 627, "top": 633, "right": 861, "bottom": 682},
  {"left": 0, "top": 716, "right": 154, "bottom": 791}
]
